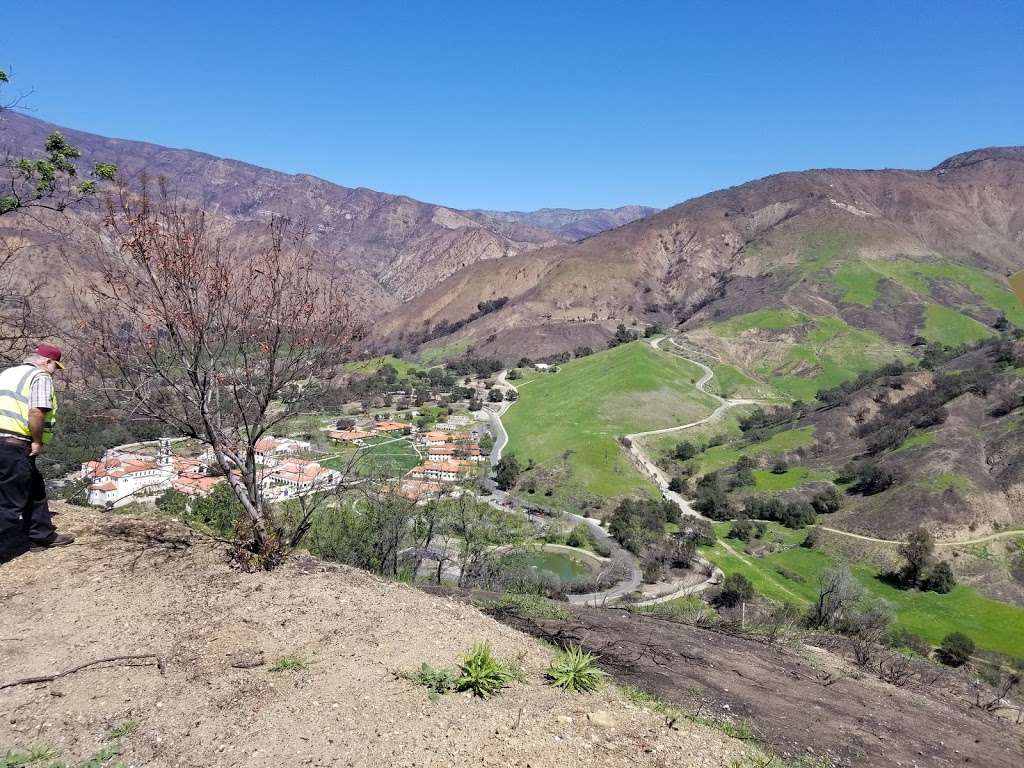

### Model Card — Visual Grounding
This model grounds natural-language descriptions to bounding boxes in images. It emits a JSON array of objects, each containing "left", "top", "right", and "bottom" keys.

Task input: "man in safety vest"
[{"left": 0, "top": 342, "right": 75, "bottom": 554}]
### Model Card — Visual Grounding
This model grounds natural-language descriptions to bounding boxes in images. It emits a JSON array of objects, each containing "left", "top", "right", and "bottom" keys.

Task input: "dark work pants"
[{"left": 0, "top": 440, "right": 56, "bottom": 549}]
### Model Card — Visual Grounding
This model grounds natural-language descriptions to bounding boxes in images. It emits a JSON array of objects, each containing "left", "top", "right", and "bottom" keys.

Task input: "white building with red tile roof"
[
  {"left": 261, "top": 459, "right": 341, "bottom": 499},
  {"left": 327, "top": 429, "right": 374, "bottom": 444},
  {"left": 254, "top": 436, "right": 312, "bottom": 465},
  {"left": 409, "top": 460, "right": 470, "bottom": 483}
]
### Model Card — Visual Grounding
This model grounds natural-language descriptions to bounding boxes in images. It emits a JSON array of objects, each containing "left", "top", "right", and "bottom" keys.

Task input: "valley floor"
[{"left": 0, "top": 505, "right": 748, "bottom": 768}]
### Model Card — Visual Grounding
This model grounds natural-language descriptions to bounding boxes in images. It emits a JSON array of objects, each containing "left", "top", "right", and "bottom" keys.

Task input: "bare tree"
[
  {"left": 74, "top": 179, "right": 361, "bottom": 566},
  {"left": 810, "top": 565, "right": 861, "bottom": 629}
]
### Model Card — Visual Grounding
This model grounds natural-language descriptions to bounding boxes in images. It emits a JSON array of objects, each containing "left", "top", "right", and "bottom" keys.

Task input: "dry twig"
[{"left": 0, "top": 653, "right": 164, "bottom": 690}]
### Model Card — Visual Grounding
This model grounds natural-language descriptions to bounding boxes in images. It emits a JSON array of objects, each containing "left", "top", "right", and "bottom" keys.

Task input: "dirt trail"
[{"left": 0, "top": 506, "right": 749, "bottom": 768}]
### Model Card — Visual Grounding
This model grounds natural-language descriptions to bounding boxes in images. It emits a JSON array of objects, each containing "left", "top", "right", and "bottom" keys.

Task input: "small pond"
[{"left": 517, "top": 550, "right": 594, "bottom": 584}]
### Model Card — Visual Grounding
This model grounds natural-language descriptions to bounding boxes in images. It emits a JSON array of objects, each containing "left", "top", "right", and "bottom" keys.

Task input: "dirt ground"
[
  {"left": 485, "top": 602, "right": 1024, "bottom": 768},
  {"left": 0, "top": 505, "right": 749, "bottom": 768}
]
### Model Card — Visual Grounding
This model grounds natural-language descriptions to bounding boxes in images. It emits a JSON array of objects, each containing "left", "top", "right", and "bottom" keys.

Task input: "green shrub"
[
  {"left": 403, "top": 662, "right": 457, "bottom": 699},
  {"left": 481, "top": 593, "right": 573, "bottom": 621},
  {"left": 270, "top": 655, "right": 307, "bottom": 672},
  {"left": 938, "top": 632, "right": 975, "bottom": 667},
  {"left": 921, "top": 561, "right": 957, "bottom": 593},
  {"left": 718, "top": 572, "right": 755, "bottom": 607},
  {"left": 455, "top": 642, "right": 521, "bottom": 698},
  {"left": 545, "top": 644, "right": 607, "bottom": 693},
  {"left": 566, "top": 523, "right": 594, "bottom": 549}
]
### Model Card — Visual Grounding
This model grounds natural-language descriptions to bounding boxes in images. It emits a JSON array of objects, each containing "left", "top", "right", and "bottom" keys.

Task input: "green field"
[
  {"left": 894, "top": 431, "right": 936, "bottom": 452},
  {"left": 321, "top": 435, "right": 421, "bottom": 478},
  {"left": 750, "top": 466, "right": 831, "bottom": 491},
  {"left": 921, "top": 304, "right": 994, "bottom": 347},
  {"left": 344, "top": 354, "right": 424, "bottom": 377},
  {"left": 690, "top": 426, "right": 816, "bottom": 476},
  {"left": 703, "top": 522, "right": 1024, "bottom": 658},
  {"left": 707, "top": 363, "right": 780, "bottom": 399},
  {"left": 503, "top": 341, "right": 718, "bottom": 500}
]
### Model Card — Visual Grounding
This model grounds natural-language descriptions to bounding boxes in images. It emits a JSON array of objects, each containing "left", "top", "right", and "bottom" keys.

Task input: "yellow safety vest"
[{"left": 0, "top": 364, "right": 58, "bottom": 444}]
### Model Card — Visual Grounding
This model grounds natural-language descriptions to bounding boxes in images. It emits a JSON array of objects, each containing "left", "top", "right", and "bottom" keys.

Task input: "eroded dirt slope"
[{"left": 0, "top": 506, "right": 746, "bottom": 768}]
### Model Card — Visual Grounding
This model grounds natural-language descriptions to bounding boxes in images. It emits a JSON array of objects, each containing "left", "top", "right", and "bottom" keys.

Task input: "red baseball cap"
[{"left": 35, "top": 342, "right": 65, "bottom": 369}]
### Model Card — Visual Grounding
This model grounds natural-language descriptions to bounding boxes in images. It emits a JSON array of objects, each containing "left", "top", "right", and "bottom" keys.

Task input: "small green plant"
[
  {"left": 2, "top": 745, "right": 59, "bottom": 767},
  {"left": 455, "top": 642, "right": 520, "bottom": 698},
  {"left": 78, "top": 743, "right": 123, "bottom": 768},
  {"left": 103, "top": 720, "right": 140, "bottom": 742},
  {"left": 270, "top": 655, "right": 308, "bottom": 672},
  {"left": 545, "top": 644, "right": 607, "bottom": 693},
  {"left": 481, "top": 593, "right": 573, "bottom": 621},
  {"left": 2, "top": 742, "right": 126, "bottom": 768},
  {"left": 401, "top": 662, "right": 457, "bottom": 699}
]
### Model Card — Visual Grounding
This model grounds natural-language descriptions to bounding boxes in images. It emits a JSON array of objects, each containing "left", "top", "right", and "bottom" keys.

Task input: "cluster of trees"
[
  {"left": 446, "top": 355, "right": 503, "bottom": 377},
  {"left": 895, "top": 528, "right": 957, "bottom": 593},
  {"left": 307, "top": 486, "right": 530, "bottom": 588},
  {"left": 607, "top": 323, "right": 639, "bottom": 348},
  {"left": 494, "top": 456, "right": 522, "bottom": 490},
  {"left": 816, "top": 361, "right": 909, "bottom": 405},
  {"left": 405, "top": 297, "right": 509, "bottom": 347},
  {"left": 607, "top": 497, "right": 681, "bottom": 554},
  {"left": 156, "top": 484, "right": 242, "bottom": 537},
  {"left": 839, "top": 462, "right": 896, "bottom": 495},
  {"left": 693, "top": 467, "right": 839, "bottom": 528},
  {"left": 854, "top": 370, "right": 995, "bottom": 455},
  {"left": 738, "top": 403, "right": 810, "bottom": 437},
  {"left": 742, "top": 494, "right": 817, "bottom": 528},
  {"left": 607, "top": 496, "right": 715, "bottom": 582}
]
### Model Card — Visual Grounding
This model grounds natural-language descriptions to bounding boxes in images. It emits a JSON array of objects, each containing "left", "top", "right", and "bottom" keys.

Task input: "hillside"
[
  {"left": 4, "top": 507, "right": 1020, "bottom": 768},
  {"left": 641, "top": 336, "right": 1024, "bottom": 603},
  {"left": 0, "top": 506, "right": 749, "bottom": 768},
  {"left": 503, "top": 342, "right": 717, "bottom": 514},
  {"left": 376, "top": 148, "right": 1024, "bottom": 362},
  {"left": 473, "top": 206, "right": 659, "bottom": 241},
  {"left": 0, "top": 111, "right": 569, "bottom": 312}
]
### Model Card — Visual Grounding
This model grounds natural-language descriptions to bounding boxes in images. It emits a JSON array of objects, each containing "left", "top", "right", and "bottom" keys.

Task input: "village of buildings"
[{"left": 78, "top": 405, "right": 493, "bottom": 510}]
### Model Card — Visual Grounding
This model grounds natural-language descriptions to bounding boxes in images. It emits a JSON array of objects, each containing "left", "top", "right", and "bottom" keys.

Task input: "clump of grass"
[
  {"left": 481, "top": 592, "right": 573, "bottom": 621},
  {"left": 546, "top": 644, "right": 607, "bottom": 693},
  {"left": 2, "top": 745, "right": 59, "bottom": 767},
  {"left": 270, "top": 655, "right": 308, "bottom": 672},
  {"left": 103, "top": 720, "right": 139, "bottom": 742},
  {"left": 455, "top": 642, "right": 522, "bottom": 698},
  {"left": 400, "top": 642, "right": 524, "bottom": 700},
  {"left": 401, "top": 662, "right": 457, "bottom": 700},
  {"left": 3, "top": 742, "right": 125, "bottom": 768}
]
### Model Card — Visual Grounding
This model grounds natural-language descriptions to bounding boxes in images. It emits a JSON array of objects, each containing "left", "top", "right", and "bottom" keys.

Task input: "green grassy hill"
[
  {"left": 702, "top": 522, "right": 1024, "bottom": 659},
  {"left": 696, "top": 311, "right": 908, "bottom": 401},
  {"left": 503, "top": 341, "right": 717, "bottom": 505}
]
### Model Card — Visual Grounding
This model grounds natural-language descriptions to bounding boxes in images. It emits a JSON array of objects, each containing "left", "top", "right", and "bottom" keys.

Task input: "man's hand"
[{"left": 30, "top": 441, "right": 42, "bottom": 457}]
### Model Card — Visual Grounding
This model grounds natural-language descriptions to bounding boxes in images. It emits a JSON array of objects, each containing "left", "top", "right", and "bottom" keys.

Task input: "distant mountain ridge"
[
  {"left": 0, "top": 112, "right": 645, "bottom": 311},
  {"left": 376, "top": 147, "right": 1024, "bottom": 360},
  {"left": 472, "top": 205, "right": 658, "bottom": 241}
]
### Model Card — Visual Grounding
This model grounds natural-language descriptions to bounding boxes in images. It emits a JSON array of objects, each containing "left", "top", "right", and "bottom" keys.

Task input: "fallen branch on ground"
[{"left": 0, "top": 654, "right": 164, "bottom": 690}]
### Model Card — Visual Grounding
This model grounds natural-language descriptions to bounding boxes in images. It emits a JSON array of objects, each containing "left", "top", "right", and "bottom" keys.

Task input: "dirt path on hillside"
[
  {"left": 817, "top": 525, "right": 1024, "bottom": 547},
  {"left": 0, "top": 506, "right": 750, "bottom": 768}
]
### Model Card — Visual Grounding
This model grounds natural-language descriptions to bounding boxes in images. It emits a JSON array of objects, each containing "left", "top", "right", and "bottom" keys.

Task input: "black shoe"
[{"left": 29, "top": 533, "right": 76, "bottom": 550}]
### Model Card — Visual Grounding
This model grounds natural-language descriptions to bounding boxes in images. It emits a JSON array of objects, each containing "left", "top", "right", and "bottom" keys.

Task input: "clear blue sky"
[{"left": 3, "top": 1, "right": 1022, "bottom": 210}]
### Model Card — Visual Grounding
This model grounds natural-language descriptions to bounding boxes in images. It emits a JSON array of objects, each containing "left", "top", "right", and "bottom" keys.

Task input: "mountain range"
[
  {"left": 378, "top": 147, "right": 1024, "bottom": 361},
  {"left": 0, "top": 111, "right": 653, "bottom": 314},
  {"left": 3, "top": 111, "right": 1022, "bottom": 367}
]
